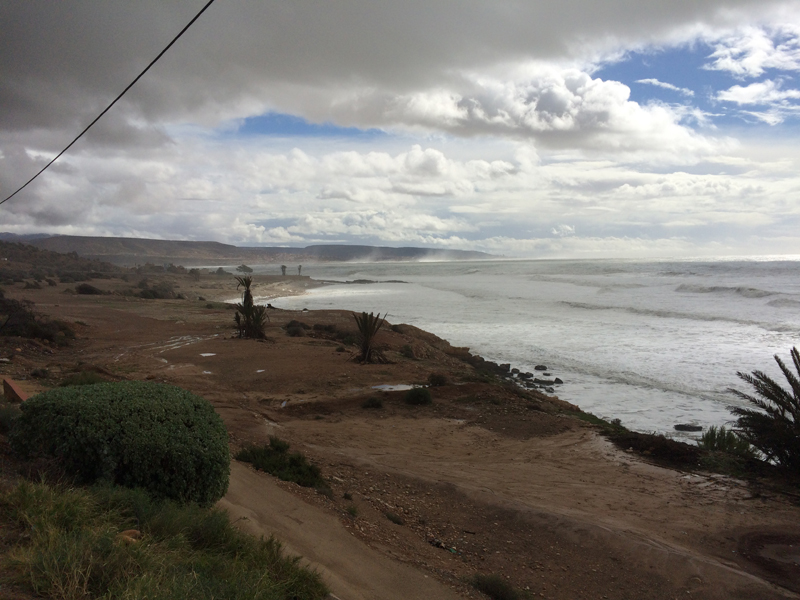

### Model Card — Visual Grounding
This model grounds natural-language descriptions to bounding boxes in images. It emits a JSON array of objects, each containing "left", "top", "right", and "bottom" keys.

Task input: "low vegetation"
[
  {"left": 427, "top": 372, "right": 448, "bottom": 387},
  {"left": 698, "top": 425, "right": 755, "bottom": 458},
  {"left": 0, "top": 402, "right": 21, "bottom": 435},
  {"left": 361, "top": 397, "right": 383, "bottom": 409},
  {"left": 236, "top": 436, "right": 328, "bottom": 491},
  {"left": 59, "top": 371, "right": 108, "bottom": 387},
  {"left": 10, "top": 381, "right": 230, "bottom": 506},
  {"left": 0, "top": 288, "right": 75, "bottom": 345},
  {"left": 469, "top": 573, "right": 522, "bottom": 600},
  {"left": 0, "top": 481, "right": 329, "bottom": 600}
]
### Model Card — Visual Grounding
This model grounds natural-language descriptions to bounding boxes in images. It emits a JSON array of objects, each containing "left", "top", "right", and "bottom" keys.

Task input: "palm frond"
[{"left": 729, "top": 347, "right": 800, "bottom": 471}]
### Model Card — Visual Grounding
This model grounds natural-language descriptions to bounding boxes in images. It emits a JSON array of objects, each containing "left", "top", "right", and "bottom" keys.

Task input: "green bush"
[
  {"left": 404, "top": 387, "right": 432, "bottom": 405},
  {"left": 698, "top": 425, "right": 756, "bottom": 458},
  {"left": 9, "top": 381, "right": 230, "bottom": 506},
  {"left": 235, "top": 437, "right": 326, "bottom": 489}
]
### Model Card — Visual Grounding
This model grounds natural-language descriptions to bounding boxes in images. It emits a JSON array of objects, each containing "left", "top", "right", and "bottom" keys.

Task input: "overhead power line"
[{"left": 1, "top": 0, "right": 218, "bottom": 206}]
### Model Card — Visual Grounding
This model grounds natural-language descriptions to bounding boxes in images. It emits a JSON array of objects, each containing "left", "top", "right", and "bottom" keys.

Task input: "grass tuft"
[
  {"left": 361, "top": 397, "right": 383, "bottom": 409},
  {"left": 385, "top": 512, "right": 404, "bottom": 525},
  {"left": 0, "top": 481, "right": 329, "bottom": 600}
]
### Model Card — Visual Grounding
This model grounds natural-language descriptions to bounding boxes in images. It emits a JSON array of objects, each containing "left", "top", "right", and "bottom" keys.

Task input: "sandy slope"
[{"left": 221, "top": 462, "right": 464, "bottom": 600}]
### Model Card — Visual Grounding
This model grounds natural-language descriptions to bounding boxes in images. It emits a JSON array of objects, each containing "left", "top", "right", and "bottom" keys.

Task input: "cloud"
[
  {"left": 2, "top": 1, "right": 800, "bottom": 259},
  {"left": 704, "top": 24, "right": 800, "bottom": 77},
  {"left": 717, "top": 79, "right": 800, "bottom": 103},
  {"left": 635, "top": 78, "right": 695, "bottom": 97},
  {"left": 716, "top": 79, "right": 800, "bottom": 124}
]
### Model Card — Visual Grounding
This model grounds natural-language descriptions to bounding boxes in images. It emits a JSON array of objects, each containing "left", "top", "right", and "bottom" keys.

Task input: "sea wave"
[
  {"left": 767, "top": 298, "right": 800, "bottom": 308},
  {"left": 675, "top": 284, "right": 776, "bottom": 298},
  {"left": 558, "top": 301, "right": 793, "bottom": 331}
]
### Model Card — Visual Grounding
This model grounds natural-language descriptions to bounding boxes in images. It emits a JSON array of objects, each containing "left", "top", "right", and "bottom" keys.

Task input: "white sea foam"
[{"left": 267, "top": 258, "right": 800, "bottom": 438}]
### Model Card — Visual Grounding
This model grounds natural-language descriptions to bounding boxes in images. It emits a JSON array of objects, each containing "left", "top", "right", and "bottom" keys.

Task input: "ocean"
[{"left": 256, "top": 258, "right": 800, "bottom": 439}]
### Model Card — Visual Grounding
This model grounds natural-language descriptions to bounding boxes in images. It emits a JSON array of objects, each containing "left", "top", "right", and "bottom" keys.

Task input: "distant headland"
[{"left": 0, "top": 233, "right": 500, "bottom": 266}]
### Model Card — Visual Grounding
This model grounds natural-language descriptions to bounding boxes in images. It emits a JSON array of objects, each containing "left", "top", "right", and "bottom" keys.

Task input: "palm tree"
[
  {"left": 353, "top": 312, "right": 386, "bottom": 363},
  {"left": 234, "top": 275, "right": 268, "bottom": 339},
  {"left": 729, "top": 347, "right": 800, "bottom": 471}
]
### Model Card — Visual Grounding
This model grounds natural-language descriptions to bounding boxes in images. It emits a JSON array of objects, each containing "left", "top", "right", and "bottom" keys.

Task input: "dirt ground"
[{"left": 2, "top": 272, "right": 800, "bottom": 600}]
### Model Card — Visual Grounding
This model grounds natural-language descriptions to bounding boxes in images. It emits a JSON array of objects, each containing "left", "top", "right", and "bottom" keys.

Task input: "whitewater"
[{"left": 259, "top": 258, "right": 800, "bottom": 439}]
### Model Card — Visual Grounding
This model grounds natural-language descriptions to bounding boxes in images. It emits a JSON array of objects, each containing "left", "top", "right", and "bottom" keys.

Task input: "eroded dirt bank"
[{"left": 1, "top": 273, "right": 799, "bottom": 600}]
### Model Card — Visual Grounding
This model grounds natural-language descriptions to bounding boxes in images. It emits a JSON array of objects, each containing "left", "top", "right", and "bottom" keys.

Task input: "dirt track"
[{"left": 2, "top": 274, "right": 800, "bottom": 600}]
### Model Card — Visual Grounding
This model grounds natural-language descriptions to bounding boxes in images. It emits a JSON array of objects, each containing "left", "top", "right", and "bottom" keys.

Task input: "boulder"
[
  {"left": 674, "top": 424, "right": 703, "bottom": 432},
  {"left": 511, "top": 368, "right": 520, "bottom": 374},
  {"left": 533, "top": 378, "right": 555, "bottom": 385},
  {"left": 535, "top": 365, "right": 548, "bottom": 371},
  {"left": 554, "top": 378, "right": 563, "bottom": 384}
]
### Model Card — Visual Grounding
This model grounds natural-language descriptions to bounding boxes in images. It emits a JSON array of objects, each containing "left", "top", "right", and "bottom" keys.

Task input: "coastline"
[{"left": 2, "top": 271, "right": 800, "bottom": 599}]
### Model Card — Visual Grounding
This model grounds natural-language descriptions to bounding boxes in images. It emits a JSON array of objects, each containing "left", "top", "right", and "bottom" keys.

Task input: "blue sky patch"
[{"left": 238, "top": 112, "right": 387, "bottom": 139}]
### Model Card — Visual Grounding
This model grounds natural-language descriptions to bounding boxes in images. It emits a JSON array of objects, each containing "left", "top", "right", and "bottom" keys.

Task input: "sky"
[{"left": 2, "top": 1, "right": 800, "bottom": 259}]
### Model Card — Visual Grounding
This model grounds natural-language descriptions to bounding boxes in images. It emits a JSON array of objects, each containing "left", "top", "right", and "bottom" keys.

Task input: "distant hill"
[{"left": 24, "top": 235, "right": 498, "bottom": 266}]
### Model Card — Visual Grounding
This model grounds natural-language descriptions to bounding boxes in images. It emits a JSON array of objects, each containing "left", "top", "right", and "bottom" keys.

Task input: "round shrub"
[
  {"left": 10, "top": 381, "right": 230, "bottom": 506},
  {"left": 404, "top": 387, "right": 432, "bottom": 406}
]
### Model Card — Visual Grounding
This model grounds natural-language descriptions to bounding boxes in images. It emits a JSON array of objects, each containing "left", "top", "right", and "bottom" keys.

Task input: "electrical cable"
[{"left": 1, "top": 0, "right": 218, "bottom": 206}]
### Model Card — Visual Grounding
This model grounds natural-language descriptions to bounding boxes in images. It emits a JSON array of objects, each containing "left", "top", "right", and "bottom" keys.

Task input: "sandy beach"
[{"left": 2, "top": 270, "right": 800, "bottom": 600}]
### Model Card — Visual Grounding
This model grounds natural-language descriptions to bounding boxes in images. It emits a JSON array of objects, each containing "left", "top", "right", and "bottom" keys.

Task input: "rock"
[
  {"left": 543, "top": 372, "right": 551, "bottom": 376},
  {"left": 535, "top": 365, "right": 548, "bottom": 371},
  {"left": 554, "top": 378, "right": 563, "bottom": 384},
  {"left": 3, "top": 378, "right": 28, "bottom": 403},
  {"left": 533, "top": 378, "right": 555, "bottom": 385},
  {"left": 519, "top": 372, "right": 533, "bottom": 379},
  {"left": 674, "top": 424, "right": 703, "bottom": 432},
  {"left": 545, "top": 387, "right": 555, "bottom": 393},
  {"left": 499, "top": 363, "right": 511, "bottom": 373},
  {"left": 511, "top": 368, "right": 520, "bottom": 374}
]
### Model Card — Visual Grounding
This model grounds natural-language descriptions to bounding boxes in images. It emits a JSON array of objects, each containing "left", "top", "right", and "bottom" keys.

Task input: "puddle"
[
  {"left": 200, "top": 353, "right": 216, "bottom": 357},
  {"left": 372, "top": 384, "right": 417, "bottom": 391}
]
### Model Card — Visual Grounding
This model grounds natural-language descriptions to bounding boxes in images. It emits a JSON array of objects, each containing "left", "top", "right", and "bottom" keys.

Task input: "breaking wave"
[{"left": 675, "top": 284, "right": 776, "bottom": 298}]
